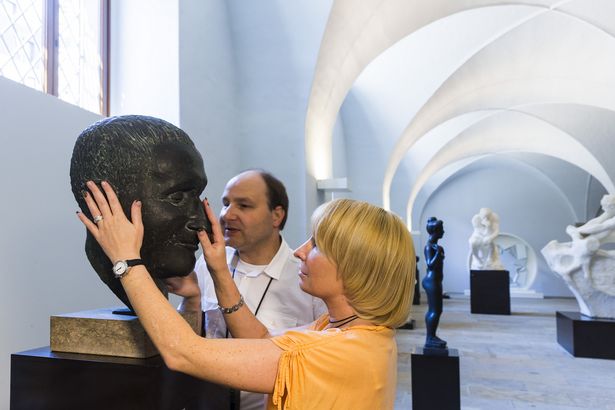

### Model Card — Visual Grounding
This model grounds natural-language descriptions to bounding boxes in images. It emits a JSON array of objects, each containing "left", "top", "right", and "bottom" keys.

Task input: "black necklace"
[
  {"left": 329, "top": 314, "right": 359, "bottom": 328},
  {"left": 329, "top": 314, "right": 357, "bottom": 324}
]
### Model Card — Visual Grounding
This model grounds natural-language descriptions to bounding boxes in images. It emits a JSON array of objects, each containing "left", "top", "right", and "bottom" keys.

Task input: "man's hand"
[{"left": 165, "top": 272, "right": 201, "bottom": 313}]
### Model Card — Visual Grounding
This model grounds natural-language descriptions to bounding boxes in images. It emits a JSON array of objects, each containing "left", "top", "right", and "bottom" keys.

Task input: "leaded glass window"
[{"left": 0, "top": 0, "right": 107, "bottom": 114}]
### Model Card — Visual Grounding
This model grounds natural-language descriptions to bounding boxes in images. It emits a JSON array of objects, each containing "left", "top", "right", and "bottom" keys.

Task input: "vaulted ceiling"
[{"left": 305, "top": 0, "right": 615, "bottom": 229}]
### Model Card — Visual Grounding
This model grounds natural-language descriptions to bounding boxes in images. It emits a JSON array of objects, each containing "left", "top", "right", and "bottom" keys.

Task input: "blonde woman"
[{"left": 78, "top": 181, "right": 415, "bottom": 409}]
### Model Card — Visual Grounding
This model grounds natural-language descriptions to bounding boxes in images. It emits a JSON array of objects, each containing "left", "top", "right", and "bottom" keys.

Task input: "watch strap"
[
  {"left": 126, "top": 259, "right": 144, "bottom": 267},
  {"left": 113, "top": 259, "right": 144, "bottom": 279}
]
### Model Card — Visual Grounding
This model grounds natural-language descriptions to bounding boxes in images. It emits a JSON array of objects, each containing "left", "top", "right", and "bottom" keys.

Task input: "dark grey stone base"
[
  {"left": 556, "top": 311, "right": 615, "bottom": 360},
  {"left": 10, "top": 346, "right": 232, "bottom": 410},
  {"left": 470, "top": 270, "right": 511, "bottom": 315},
  {"left": 411, "top": 347, "right": 460, "bottom": 410}
]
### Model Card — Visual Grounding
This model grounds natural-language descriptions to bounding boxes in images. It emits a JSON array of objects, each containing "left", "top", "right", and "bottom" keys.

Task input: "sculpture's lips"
[{"left": 177, "top": 241, "right": 199, "bottom": 251}]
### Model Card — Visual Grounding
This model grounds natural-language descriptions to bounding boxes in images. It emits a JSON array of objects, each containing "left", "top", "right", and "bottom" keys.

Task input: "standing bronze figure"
[{"left": 422, "top": 217, "right": 447, "bottom": 349}]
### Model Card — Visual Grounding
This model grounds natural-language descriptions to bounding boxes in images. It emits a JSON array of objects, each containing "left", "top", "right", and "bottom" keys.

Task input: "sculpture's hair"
[
  {"left": 311, "top": 199, "right": 415, "bottom": 328},
  {"left": 600, "top": 194, "right": 615, "bottom": 209},
  {"left": 70, "top": 115, "right": 196, "bottom": 218},
  {"left": 426, "top": 216, "right": 443, "bottom": 236},
  {"left": 243, "top": 169, "right": 289, "bottom": 230}
]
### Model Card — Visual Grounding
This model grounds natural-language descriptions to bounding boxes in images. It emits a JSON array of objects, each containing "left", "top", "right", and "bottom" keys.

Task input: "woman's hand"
[
  {"left": 77, "top": 181, "right": 143, "bottom": 262},
  {"left": 198, "top": 199, "right": 228, "bottom": 276}
]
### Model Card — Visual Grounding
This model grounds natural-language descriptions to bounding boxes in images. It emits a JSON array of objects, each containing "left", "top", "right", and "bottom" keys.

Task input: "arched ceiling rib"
[
  {"left": 382, "top": 9, "right": 615, "bottom": 208},
  {"left": 404, "top": 109, "right": 615, "bottom": 229},
  {"left": 305, "top": 0, "right": 603, "bottom": 181},
  {"left": 413, "top": 154, "right": 583, "bottom": 233}
]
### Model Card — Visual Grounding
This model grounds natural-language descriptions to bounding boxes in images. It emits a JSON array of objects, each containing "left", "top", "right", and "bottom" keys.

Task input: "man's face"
[
  {"left": 219, "top": 171, "right": 282, "bottom": 254},
  {"left": 138, "top": 142, "right": 209, "bottom": 278}
]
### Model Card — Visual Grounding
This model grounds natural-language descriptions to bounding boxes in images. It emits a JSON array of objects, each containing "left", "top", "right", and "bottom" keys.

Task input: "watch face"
[{"left": 113, "top": 261, "right": 128, "bottom": 276}]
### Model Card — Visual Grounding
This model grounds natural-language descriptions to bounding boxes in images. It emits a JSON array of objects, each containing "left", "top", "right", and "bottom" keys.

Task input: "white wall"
[
  {"left": 0, "top": 78, "right": 118, "bottom": 408},
  {"left": 109, "top": 0, "right": 180, "bottom": 125},
  {"left": 415, "top": 155, "right": 602, "bottom": 296},
  {"left": 178, "top": 0, "right": 239, "bottom": 211},
  {"left": 230, "top": 0, "right": 332, "bottom": 247}
]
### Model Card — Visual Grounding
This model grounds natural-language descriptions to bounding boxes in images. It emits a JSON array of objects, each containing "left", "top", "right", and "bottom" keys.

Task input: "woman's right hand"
[{"left": 198, "top": 199, "right": 229, "bottom": 277}]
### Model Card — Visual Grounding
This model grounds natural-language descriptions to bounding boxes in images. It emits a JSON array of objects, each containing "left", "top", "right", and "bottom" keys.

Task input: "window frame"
[{"left": 2, "top": 0, "right": 110, "bottom": 115}]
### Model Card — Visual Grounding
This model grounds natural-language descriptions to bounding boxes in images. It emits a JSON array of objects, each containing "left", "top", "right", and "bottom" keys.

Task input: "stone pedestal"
[
  {"left": 10, "top": 346, "right": 232, "bottom": 410},
  {"left": 398, "top": 319, "right": 415, "bottom": 330},
  {"left": 411, "top": 347, "right": 460, "bottom": 410},
  {"left": 50, "top": 308, "right": 200, "bottom": 358},
  {"left": 470, "top": 270, "right": 511, "bottom": 315},
  {"left": 556, "top": 311, "right": 615, "bottom": 360}
]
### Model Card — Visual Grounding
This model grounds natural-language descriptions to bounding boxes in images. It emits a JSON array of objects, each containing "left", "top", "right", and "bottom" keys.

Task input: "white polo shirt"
[{"left": 194, "top": 237, "right": 327, "bottom": 338}]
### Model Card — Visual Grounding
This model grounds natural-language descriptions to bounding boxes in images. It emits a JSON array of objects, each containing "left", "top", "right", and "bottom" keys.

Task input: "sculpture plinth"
[
  {"left": 556, "top": 311, "right": 615, "bottom": 360},
  {"left": 11, "top": 346, "right": 231, "bottom": 410},
  {"left": 470, "top": 270, "right": 511, "bottom": 315},
  {"left": 411, "top": 347, "right": 460, "bottom": 410},
  {"left": 51, "top": 308, "right": 200, "bottom": 358}
]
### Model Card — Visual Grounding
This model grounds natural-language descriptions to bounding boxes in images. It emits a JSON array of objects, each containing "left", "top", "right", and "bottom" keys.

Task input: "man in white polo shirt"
[{"left": 194, "top": 169, "right": 326, "bottom": 410}]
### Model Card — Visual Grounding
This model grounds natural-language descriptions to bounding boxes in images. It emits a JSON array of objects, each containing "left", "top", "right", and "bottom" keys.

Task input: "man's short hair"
[{"left": 244, "top": 169, "right": 289, "bottom": 230}]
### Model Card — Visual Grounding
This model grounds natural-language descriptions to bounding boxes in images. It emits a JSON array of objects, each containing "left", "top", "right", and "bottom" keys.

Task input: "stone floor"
[{"left": 395, "top": 296, "right": 615, "bottom": 409}]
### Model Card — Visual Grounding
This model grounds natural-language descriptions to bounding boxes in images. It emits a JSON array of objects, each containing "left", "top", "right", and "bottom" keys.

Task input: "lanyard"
[{"left": 225, "top": 251, "right": 274, "bottom": 338}]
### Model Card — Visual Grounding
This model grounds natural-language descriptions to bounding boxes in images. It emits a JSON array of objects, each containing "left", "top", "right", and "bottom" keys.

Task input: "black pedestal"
[
  {"left": 470, "top": 270, "right": 510, "bottom": 315},
  {"left": 413, "top": 257, "right": 421, "bottom": 305},
  {"left": 411, "top": 347, "right": 460, "bottom": 410},
  {"left": 398, "top": 319, "right": 415, "bottom": 330},
  {"left": 10, "top": 346, "right": 232, "bottom": 410},
  {"left": 556, "top": 311, "right": 615, "bottom": 360}
]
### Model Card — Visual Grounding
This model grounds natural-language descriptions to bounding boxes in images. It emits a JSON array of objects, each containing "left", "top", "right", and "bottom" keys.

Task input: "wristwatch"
[{"left": 112, "top": 259, "right": 144, "bottom": 279}]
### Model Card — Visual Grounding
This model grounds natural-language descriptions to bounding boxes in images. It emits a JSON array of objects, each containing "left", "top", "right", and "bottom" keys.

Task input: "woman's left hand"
[
  {"left": 77, "top": 181, "right": 143, "bottom": 263},
  {"left": 198, "top": 199, "right": 229, "bottom": 276}
]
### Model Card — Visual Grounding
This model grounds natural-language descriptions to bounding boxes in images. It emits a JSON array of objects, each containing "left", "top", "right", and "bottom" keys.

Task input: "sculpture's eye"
[{"left": 168, "top": 191, "right": 186, "bottom": 204}]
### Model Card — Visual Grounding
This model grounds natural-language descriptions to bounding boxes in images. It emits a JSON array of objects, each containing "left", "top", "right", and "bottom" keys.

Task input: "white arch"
[
  {"left": 305, "top": 0, "right": 614, "bottom": 180},
  {"left": 383, "top": 10, "right": 615, "bottom": 209},
  {"left": 405, "top": 110, "right": 614, "bottom": 229}
]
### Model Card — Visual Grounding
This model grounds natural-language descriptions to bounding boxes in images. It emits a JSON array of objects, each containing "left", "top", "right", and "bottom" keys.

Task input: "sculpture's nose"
[{"left": 186, "top": 217, "right": 212, "bottom": 234}]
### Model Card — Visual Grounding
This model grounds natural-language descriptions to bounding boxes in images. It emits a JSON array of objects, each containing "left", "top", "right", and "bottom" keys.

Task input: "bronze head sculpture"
[{"left": 70, "top": 115, "right": 211, "bottom": 310}]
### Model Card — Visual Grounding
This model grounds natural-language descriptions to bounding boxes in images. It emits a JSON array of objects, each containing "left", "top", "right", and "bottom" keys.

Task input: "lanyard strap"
[{"left": 225, "top": 251, "right": 273, "bottom": 337}]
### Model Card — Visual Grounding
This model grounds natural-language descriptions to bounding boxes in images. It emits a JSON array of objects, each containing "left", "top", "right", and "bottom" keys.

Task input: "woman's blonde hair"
[{"left": 311, "top": 199, "right": 415, "bottom": 328}]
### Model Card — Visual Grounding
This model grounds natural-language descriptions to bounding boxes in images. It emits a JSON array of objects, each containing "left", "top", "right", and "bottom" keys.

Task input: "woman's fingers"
[
  {"left": 86, "top": 181, "right": 112, "bottom": 218},
  {"left": 101, "top": 181, "right": 124, "bottom": 218},
  {"left": 198, "top": 229, "right": 212, "bottom": 249},
  {"left": 83, "top": 189, "right": 102, "bottom": 221},
  {"left": 203, "top": 198, "right": 224, "bottom": 245},
  {"left": 131, "top": 199, "right": 144, "bottom": 235},
  {"left": 77, "top": 211, "right": 99, "bottom": 237}
]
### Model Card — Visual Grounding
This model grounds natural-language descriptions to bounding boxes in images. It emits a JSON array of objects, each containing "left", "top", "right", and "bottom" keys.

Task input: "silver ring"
[{"left": 93, "top": 215, "right": 104, "bottom": 223}]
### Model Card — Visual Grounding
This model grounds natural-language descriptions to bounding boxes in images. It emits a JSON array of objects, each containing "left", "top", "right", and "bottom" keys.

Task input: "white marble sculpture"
[
  {"left": 469, "top": 208, "right": 505, "bottom": 270},
  {"left": 542, "top": 194, "right": 615, "bottom": 319}
]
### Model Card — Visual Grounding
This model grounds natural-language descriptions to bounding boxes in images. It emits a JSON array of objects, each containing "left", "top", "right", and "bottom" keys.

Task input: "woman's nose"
[{"left": 293, "top": 239, "right": 311, "bottom": 260}]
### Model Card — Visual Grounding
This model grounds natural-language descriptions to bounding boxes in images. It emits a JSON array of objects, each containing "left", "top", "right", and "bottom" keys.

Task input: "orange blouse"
[{"left": 267, "top": 315, "right": 397, "bottom": 409}]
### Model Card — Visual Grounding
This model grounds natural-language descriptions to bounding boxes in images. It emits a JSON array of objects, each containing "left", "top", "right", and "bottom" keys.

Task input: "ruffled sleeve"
[{"left": 271, "top": 349, "right": 297, "bottom": 409}]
